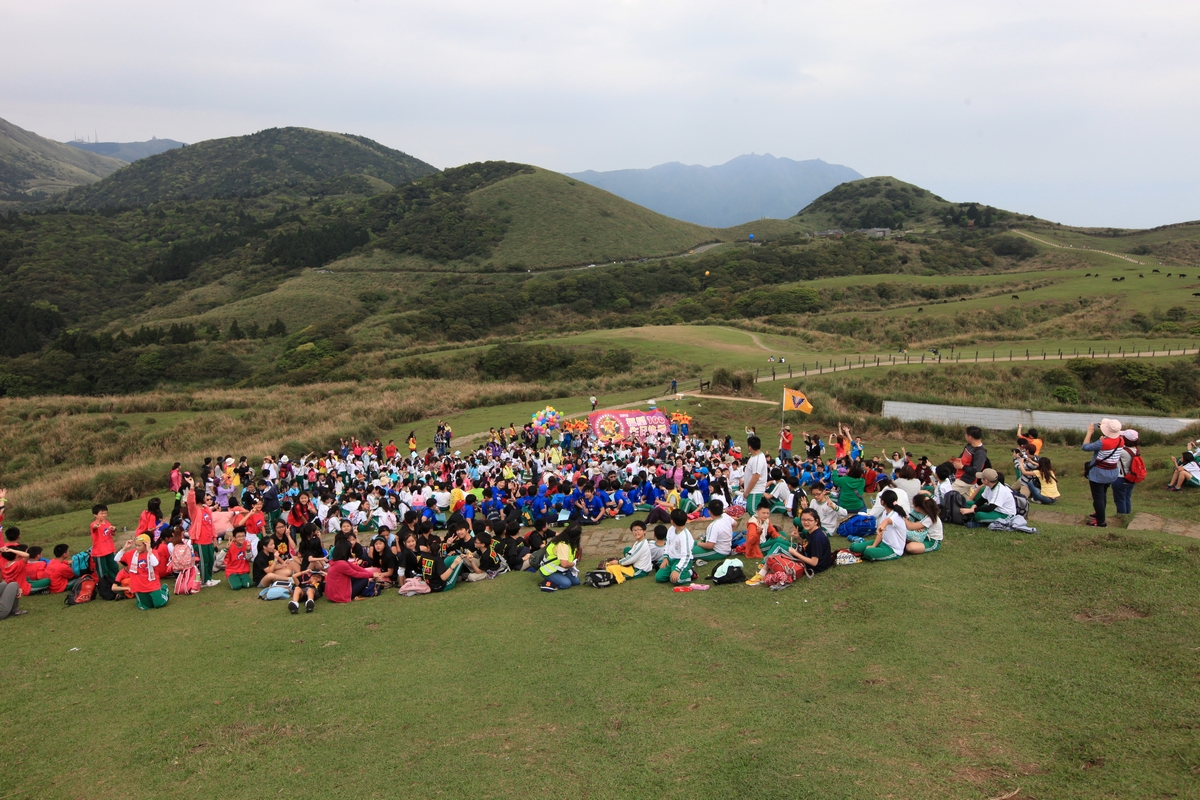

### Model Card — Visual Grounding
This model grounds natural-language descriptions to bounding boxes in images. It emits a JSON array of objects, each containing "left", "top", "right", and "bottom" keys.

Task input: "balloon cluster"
[
  {"left": 530, "top": 406, "right": 562, "bottom": 435},
  {"left": 670, "top": 412, "right": 692, "bottom": 425}
]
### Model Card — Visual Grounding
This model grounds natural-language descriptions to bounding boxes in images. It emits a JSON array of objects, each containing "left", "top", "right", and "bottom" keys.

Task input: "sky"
[{"left": 2, "top": 0, "right": 1198, "bottom": 228}]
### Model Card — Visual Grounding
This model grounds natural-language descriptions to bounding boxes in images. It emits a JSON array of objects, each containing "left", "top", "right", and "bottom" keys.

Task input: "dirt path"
[{"left": 1013, "top": 230, "right": 1145, "bottom": 265}]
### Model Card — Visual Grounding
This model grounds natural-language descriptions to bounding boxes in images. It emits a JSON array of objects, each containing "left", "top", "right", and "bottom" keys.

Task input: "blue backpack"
[
  {"left": 258, "top": 582, "right": 292, "bottom": 600},
  {"left": 71, "top": 548, "right": 93, "bottom": 577},
  {"left": 837, "top": 513, "right": 876, "bottom": 542}
]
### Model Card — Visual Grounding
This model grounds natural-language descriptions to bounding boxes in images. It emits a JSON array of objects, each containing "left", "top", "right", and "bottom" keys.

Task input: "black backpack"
[
  {"left": 584, "top": 570, "right": 615, "bottom": 588},
  {"left": 710, "top": 559, "right": 746, "bottom": 584},
  {"left": 940, "top": 491, "right": 969, "bottom": 525}
]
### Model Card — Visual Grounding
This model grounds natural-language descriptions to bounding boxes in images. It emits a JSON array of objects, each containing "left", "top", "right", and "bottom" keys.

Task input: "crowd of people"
[{"left": 0, "top": 411, "right": 1158, "bottom": 618}]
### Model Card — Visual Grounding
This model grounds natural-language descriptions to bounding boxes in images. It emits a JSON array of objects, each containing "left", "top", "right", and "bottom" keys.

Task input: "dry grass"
[{"left": 0, "top": 379, "right": 552, "bottom": 519}]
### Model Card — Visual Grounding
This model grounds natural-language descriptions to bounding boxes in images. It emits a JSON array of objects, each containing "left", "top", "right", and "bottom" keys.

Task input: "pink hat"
[{"left": 1099, "top": 418, "right": 1122, "bottom": 438}]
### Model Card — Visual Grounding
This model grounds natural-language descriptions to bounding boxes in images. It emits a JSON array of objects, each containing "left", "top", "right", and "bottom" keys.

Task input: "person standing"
[
  {"left": 589, "top": 396, "right": 598, "bottom": 411},
  {"left": 779, "top": 426, "right": 793, "bottom": 461},
  {"left": 743, "top": 436, "right": 770, "bottom": 514},
  {"left": 1082, "top": 419, "right": 1123, "bottom": 528},
  {"left": 1112, "top": 429, "right": 1141, "bottom": 516},
  {"left": 186, "top": 479, "right": 220, "bottom": 586}
]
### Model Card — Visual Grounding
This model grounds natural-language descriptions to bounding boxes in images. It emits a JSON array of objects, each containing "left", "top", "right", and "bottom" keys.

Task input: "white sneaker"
[{"left": 204, "top": 580, "right": 221, "bottom": 587}]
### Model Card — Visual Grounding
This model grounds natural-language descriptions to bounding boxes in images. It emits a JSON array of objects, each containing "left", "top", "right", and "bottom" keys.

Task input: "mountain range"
[
  {"left": 568, "top": 154, "right": 862, "bottom": 227},
  {"left": 0, "top": 117, "right": 126, "bottom": 199},
  {"left": 67, "top": 137, "right": 185, "bottom": 163}
]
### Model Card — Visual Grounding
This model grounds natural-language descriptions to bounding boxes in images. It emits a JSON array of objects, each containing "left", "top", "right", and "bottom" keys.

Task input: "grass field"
[{"left": 3, "top": 518, "right": 1197, "bottom": 800}]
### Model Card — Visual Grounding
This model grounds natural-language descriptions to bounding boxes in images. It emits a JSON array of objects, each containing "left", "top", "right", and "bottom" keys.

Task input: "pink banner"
[{"left": 588, "top": 409, "right": 670, "bottom": 442}]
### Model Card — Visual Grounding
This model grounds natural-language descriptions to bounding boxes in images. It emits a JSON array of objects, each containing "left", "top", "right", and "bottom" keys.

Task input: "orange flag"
[{"left": 783, "top": 387, "right": 814, "bottom": 414}]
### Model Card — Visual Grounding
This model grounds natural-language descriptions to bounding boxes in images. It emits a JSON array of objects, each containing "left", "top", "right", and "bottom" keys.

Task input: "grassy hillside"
[
  {"left": 471, "top": 168, "right": 717, "bottom": 268},
  {"left": 0, "top": 116, "right": 126, "bottom": 200},
  {"left": 794, "top": 175, "right": 1035, "bottom": 233},
  {"left": 56, "top": 127, "right": 437, "bottom": 209}
]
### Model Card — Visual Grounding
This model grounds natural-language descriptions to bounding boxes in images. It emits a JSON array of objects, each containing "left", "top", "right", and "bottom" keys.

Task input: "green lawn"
[{"left": 3, "top": 521, "right": 1197, "bottom": 800}]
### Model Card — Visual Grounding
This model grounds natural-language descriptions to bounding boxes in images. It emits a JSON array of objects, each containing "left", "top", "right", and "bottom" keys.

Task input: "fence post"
[
  {"left": 921, "top": 353, "right": 925, "bottom": 363},
  {"left": 756, "top": 368, "right": 760, "bottom": 379},
  {"left": 772, "top": 368, "right": 776, "bottom": 380}
]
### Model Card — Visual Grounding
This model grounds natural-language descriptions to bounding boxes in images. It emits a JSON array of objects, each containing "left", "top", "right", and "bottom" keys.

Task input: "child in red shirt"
[
  {"left": 225, "top": 528, "right": 253, "bottom": 590},
  {"left": 47, "top": 544, "right": 76, "bottom": 594},
  {"left": 90, "top": 503, "right": 119, "bottom": 581},
  {"left": 186, "top": 483, "right": 219, "bottom": 587},
  {"left": 1, "top": 527, "right": 31, "bottom": 596},
  {"left": 128, "top": 534, "right": 168, "bottom": 609}
]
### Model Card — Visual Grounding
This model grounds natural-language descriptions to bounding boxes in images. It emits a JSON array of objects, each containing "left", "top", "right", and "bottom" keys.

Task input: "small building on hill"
[
  {"left": 815, "top": 229, "right": 845, "bottom": 238},
  {"left": 853, "top": 227, "right": 891, "bottom": 238}
]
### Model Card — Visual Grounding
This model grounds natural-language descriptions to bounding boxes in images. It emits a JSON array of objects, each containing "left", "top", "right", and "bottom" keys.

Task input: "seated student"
[
  {"left": 607, "top": 520, "right": 653, "bottom": 578},
  {"left": 892, "top": 465, "right": 923, "bottom": 505},
  {"left": 960, "top": 468, "right": 1017, "bottom": 527},
  {"left": 572, "top": 486, "right": 606, "bottom": 526},
  {"left": 743, "top": 500, "right": 777, "bottom": 559},
  {"left": 1167, "top": 451, "right": 1200, "bottom": 490},
  {"left": 128, "top": 534, "right": 169, "bottom": 609},
  {"left": 901, "top": 495, "right": 943, "bottom": 554},
  {"left": 748, "top": 509, "right": 834, "bottom": 584},
  {"left": 648, "top": 525, "right": 668, "bottom": 566},
  {"left": 421, "top": 498, "right": 441, "bottom": 529},
  {"left": 288, "top": 569, "right": 324, "bottom": 613},
  {"left": 255, "top": 538, "right": 298, "bottom": 588},
  {"left": 496, "top": 520, "right": 527, "bottom": 572},
  {"left": 298, "top": 524, "right": 328, "bottom": 571},
  {"left": 325, "top": 539, "right": 376, "bottom": 603},
  {"left": 46, "top": 544, "right": 76, "bottom": 594},
  {"left": 393, "top": 532, "right": 422, "bottom": 582},
  {"left": 931, "top": 463, "right": 955, "bottom": 504},
  {"left": 418, "top": 546, "right": 466, "bottom": 593},
  {"left": 613, "top": 483, "right": 635, "bottom": 518},
  {"left": 225, "top": 527, "right": 254, "bottom": 590},
  {"left": 848, "top": 490, "right": 907, "bottom": 562},
  {"left": 466, "top": 532, "right": 503, "bottom": 580},
  {"left": 867, "top": 478, "right": 912, "bottom": 520},
  {"left": 1019, "top": 457, "right": 1060, "bottom": 505},
  {"left": 0, "top": 529, "right": 31, "bottom": 597},
  {"left": 644, "top": 481, "right": 673, "bottom": 525},
  {"left": 655, "top": 509, "right": 695, "bottom": 585},
  {"left": 692, "top": 499, "right": 734, "bottom": 566},
  {"left": 367, "top": 537, "right": 398, "bottom": 587},
  {"left": 798, "top": 483, "right": 840, "bottom": 536},
  {"left": 523, "top": 518, "right": 550, "bottom": 569},
  {"left": 832, "top": 463, "right": 868, "bottom": 518},
  {"left": 537, "top": 523, "right": 583, "bottom": 591}
]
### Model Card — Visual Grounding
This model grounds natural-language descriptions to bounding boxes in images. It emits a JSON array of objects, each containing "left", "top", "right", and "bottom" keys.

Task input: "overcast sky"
[{"left": 3, "top": 0, "right": 1197, "bottom": 227}]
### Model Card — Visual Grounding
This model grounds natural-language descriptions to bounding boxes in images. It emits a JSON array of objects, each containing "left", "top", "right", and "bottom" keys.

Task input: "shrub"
[{"left": 1051, "top": 385, "right": 1080, "bottom": 404}]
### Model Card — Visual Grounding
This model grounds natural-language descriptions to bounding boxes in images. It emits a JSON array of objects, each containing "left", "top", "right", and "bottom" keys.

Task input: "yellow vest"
[{"left": 538, "top": 542, "right": 575, "bottom": 576}]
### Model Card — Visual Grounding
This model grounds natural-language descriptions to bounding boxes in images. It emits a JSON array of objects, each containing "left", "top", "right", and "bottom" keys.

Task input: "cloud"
[{"left": 1, "top": 0, "right": 1197, "bottom": 226}]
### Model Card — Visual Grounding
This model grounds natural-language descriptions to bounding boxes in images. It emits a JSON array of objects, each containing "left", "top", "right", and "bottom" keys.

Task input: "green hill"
[
  {"left": 794, "top": 176, "right": 1035, "bottom": 232},
  {"left": 57, "top": 127, "right": 437, "bottom": 209},
  {"left": 0, "top": 116, "right": 126, "bottom": 200}
]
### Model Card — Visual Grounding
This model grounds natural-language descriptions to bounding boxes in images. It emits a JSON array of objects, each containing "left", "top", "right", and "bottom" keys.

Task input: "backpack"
[
  {"left": 258, "top": 581, "right": 292, "bottom": 600},
  {"left": 65, "top": 574, "right": 97, "bottom": 605},
  {"left": 837, "top": 513, "right": 876, "bottom": 541},
  {"left": 584, "top": 570, "right": 616, "bottom": 588},
  {"left": 71, "top": 548, "right": 93, "bottom": 577},
  {"left": 939, "top": 491, "right": 969, "bottom": 525},
  {"left": 1125, "top": 449, "right": 1147, "bottom": 483},
  {"left": 1011, "top": 488, "right": 1030, "bottom": 518},
  {"left": 710, "top": 558, "right": 746, "bottom": 584}
]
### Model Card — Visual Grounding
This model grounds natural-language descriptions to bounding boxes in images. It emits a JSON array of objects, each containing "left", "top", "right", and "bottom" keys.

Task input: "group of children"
[{"left": 7, "top": 410, "right": 1165, "bottom": 618}]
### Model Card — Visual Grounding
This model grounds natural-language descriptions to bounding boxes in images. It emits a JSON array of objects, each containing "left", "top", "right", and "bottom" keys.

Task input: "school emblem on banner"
[{"left": 783, "top": 388, "right": 814, "bottom": 414}]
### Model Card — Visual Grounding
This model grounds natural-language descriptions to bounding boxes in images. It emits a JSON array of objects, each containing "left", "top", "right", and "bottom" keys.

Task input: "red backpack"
[
  {"left": 65, "top": 574, "right": 96, "bottom": 605},
  {"left": 1125, "top": 448, "right": 1147, "bottom": 483}
]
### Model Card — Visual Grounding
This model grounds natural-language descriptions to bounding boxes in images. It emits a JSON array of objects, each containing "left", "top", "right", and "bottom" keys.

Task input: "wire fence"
[{"left": 677, "top": 345, "right": 1200, "bottom": 391}]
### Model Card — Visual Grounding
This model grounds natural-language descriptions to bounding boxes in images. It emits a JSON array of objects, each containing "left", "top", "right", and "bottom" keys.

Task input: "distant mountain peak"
[{"left": 567, "top": 155, "right": 862, "bottom": 227}]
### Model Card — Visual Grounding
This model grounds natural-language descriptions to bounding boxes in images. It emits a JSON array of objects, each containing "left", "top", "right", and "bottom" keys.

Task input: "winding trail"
[{"left": 1013, "top": 230, "right": 1145, "bottom": 265}]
